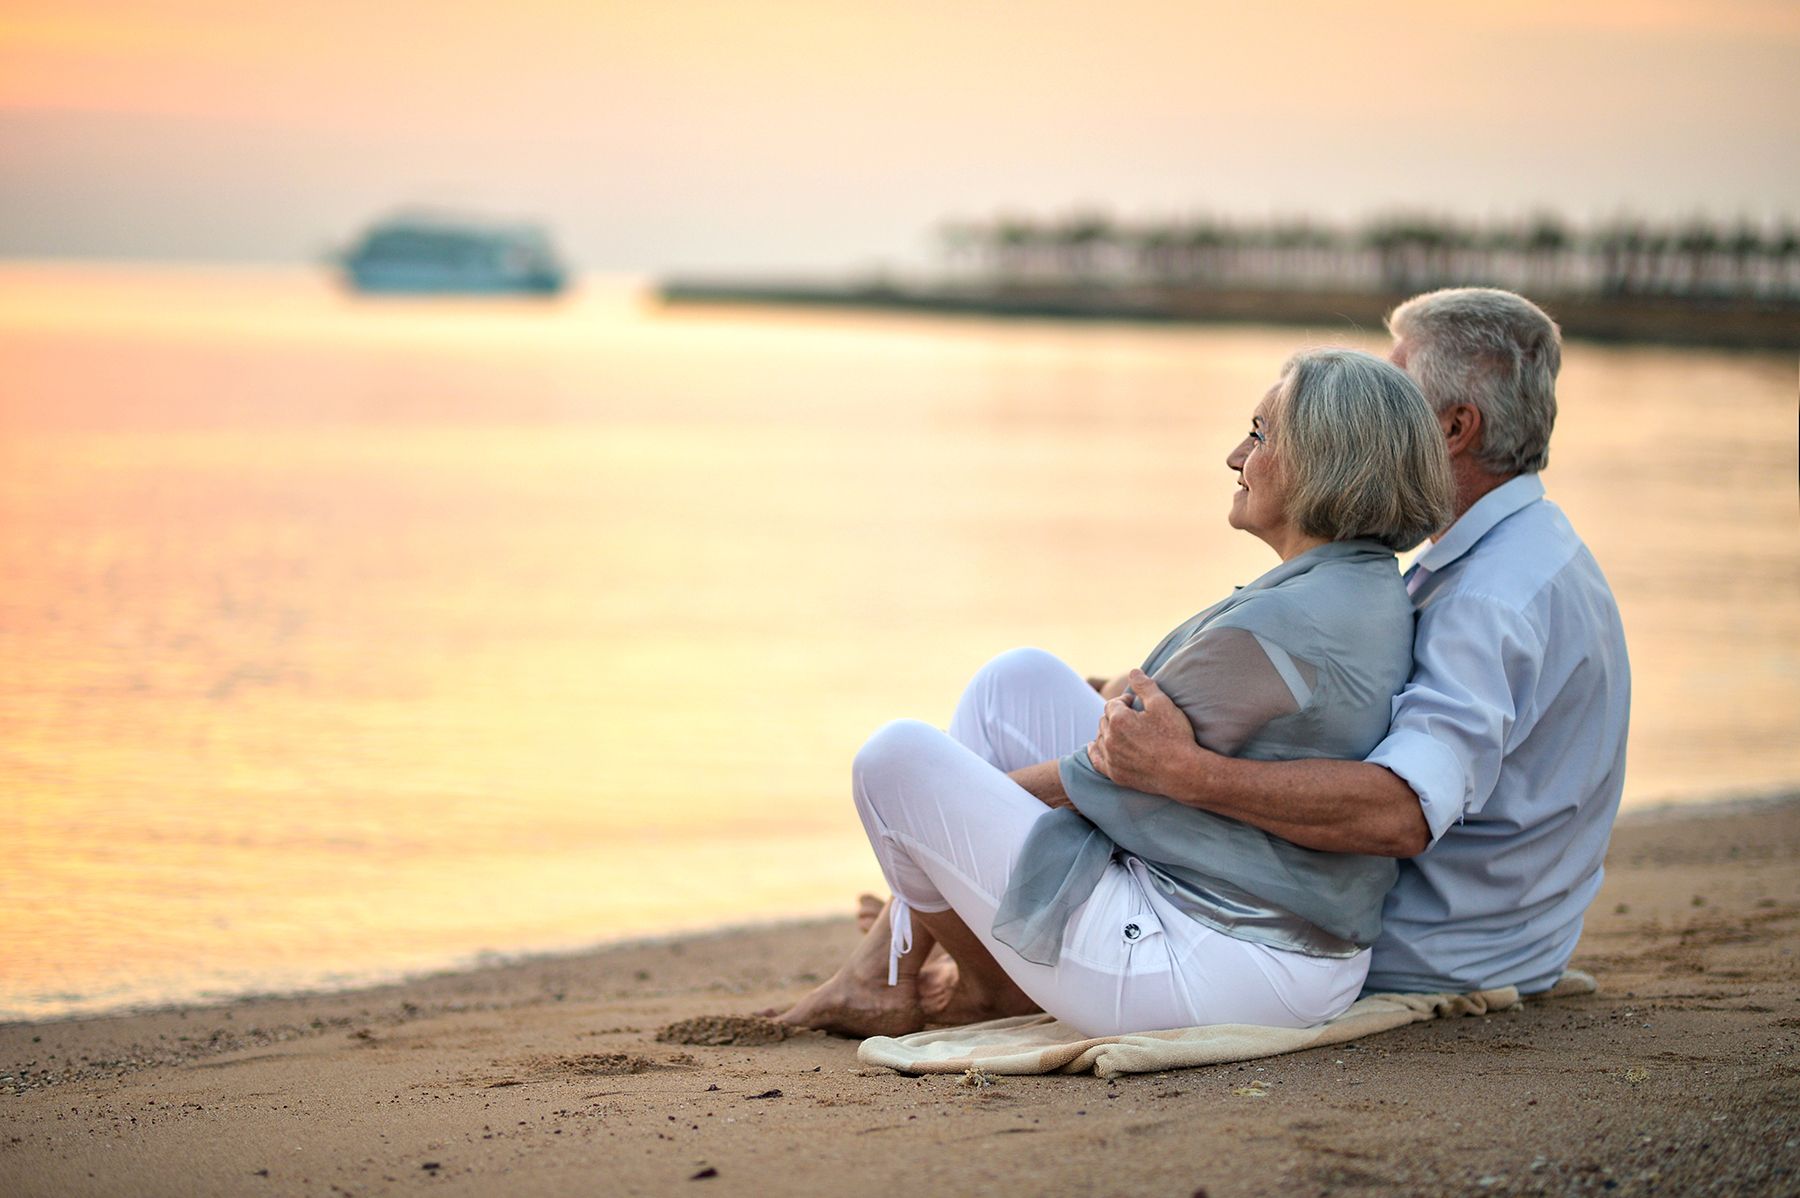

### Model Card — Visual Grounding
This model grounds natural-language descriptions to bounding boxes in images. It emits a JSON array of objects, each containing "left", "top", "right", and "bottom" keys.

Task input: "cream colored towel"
[{"left": 857, "top": 970, "right": 1596, "bottom": 1080}]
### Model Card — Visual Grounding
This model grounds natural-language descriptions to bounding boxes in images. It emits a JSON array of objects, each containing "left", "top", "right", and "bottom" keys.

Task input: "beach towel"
[{"left": 857, "top": 969, "right": 1597, "bottom": 1079}]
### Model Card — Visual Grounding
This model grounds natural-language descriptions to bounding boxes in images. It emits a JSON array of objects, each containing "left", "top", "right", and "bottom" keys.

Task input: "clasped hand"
[{"left": 1087, "top": 668, "right": 1201, "bottom": 794}]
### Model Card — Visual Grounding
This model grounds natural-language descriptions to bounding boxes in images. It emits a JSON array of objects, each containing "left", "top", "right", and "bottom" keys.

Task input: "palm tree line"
[{"left": 935, "top": 212, "right": 1800, "bottom": 301}]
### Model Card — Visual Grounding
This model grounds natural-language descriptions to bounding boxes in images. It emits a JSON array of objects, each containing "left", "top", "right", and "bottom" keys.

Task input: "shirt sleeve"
[
  {"left": 1366, "top": 592, "right": 1545, "bottom": 845},
  {"left": 1148, "top": 626, "right": 1316, "bottom": 756}
]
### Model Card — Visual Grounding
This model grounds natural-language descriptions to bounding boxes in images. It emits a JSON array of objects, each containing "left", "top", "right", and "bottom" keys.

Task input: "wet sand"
[{"left": 3, "top": 795, "right": 1797, "bottom": 1197}]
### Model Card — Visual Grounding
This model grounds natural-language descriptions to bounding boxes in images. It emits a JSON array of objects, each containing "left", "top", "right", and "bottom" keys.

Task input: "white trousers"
[{"left": 852, "top": 647, "right": 1369, "bottom": 1037}]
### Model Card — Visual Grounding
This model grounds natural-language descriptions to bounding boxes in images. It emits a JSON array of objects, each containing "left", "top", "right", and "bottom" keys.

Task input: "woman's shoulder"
[
  {"left": 1211, "top": 549, "right": 1412, "bottom": 652},
  {"left": 1285, "top": 545, "right": 1409, "bottom": 609},
  {"left": 1231, "top": 548, "right": 1405, "bottom": 611}
]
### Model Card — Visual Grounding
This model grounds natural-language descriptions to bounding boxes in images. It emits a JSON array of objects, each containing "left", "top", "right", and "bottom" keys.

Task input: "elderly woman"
[{"left": 777, "top": 348, "right": 1454, "bottom": 1038}]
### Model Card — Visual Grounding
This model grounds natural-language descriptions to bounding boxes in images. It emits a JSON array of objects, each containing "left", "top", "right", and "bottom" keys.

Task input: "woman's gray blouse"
[{"left": 991, "top": 540, "right": 1413, "bottom": 967}]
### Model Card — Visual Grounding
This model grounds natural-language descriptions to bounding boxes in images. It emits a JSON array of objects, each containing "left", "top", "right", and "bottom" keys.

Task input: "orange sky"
[{"left": 2, "top": 0, "right": 1797, "bottom": 267}]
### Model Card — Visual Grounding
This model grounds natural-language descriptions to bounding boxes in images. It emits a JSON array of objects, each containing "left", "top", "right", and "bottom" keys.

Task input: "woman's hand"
[
  {"left": 1087, "top": 673, "right": 1132, "bottom": 701},
  {"left": 1008, "top": 759, "right": 1074, "bottom": 809},
  {"left": 1088, "top": 669, "right": 1210, "bottom": 795}
]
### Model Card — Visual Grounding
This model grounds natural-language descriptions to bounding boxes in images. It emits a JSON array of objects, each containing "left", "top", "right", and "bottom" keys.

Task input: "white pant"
[{"left": 852, "top": 647, "right": 1369, "bottom": 1037}]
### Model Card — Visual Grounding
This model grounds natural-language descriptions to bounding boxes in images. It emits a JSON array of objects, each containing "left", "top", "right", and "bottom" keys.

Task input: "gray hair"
[
  {"left": 1385, "top": 287, "right": 1561, "bottom": 475},
  {"left": 1269, "top": 349, "right": 1455, "bottom": 551}
]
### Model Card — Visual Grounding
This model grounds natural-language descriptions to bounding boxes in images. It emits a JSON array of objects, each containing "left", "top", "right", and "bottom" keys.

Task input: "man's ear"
[{"left": 1438, "top": 402, "right": 1483, "bottom": 459}]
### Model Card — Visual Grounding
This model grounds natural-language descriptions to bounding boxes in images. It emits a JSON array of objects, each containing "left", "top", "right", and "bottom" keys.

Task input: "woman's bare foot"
[
  {"left": 857, "top": 893, "right": 956, "bottom": 976},
  {"left": 751, "top": 897, "right": 943, "bottom": 1023},
  {"left": 770, "top": 897, "right": 931, "bottom": 1038},
  {"left": 772, "top": 970, "right": 925, "bottom": 1038},
  {"left": 855, "top": 892, "right": 885, "bottom": 934},
  {"left": 916, "top": 953, "right": 961, "bottom": 1018},
  {"left": 920, "top": 967, "right": 1041, "bottom": 1027},
  {"left": 845, "top": 894, "right": 1041, "bottom": 1028}
]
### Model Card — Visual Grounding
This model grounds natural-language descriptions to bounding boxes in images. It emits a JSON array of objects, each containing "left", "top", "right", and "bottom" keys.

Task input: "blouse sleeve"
[{"left": 1146, "top": 626, "right": 1318, "bottom": 756}]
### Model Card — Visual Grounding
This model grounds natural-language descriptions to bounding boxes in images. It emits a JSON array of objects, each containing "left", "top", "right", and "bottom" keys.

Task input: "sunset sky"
[{"left": 3, "top": 0, "right": 1797, "bottom": 270}]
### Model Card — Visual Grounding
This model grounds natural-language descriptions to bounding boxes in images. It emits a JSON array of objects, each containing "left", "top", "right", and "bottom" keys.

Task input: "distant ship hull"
[
  {"left": 345, "top": 264, "right": 566, "bottom": 295},
  {"left": 340, "top": 214, "right": 570, "bottom": 296}
]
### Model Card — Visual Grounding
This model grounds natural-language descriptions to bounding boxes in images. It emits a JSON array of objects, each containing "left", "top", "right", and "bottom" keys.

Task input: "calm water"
[{"left": 2, "top": 265, "right": 1796, "bottom": 1021}]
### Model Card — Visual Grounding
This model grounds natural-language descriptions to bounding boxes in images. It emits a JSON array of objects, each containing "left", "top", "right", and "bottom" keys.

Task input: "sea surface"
[{"left": 3, "top": 264, "right": 1796, "bottom": 1021}]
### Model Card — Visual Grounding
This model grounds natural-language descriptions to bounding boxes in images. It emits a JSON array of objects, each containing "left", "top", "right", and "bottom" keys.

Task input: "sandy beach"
[{"left": 4, "top": 794, "right": 1797, "bottom": 1197}]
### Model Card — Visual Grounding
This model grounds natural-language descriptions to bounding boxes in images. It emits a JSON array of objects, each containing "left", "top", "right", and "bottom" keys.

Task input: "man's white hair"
[{"left": 1386, "top": 288, "right": 1561, "bottom": 476}]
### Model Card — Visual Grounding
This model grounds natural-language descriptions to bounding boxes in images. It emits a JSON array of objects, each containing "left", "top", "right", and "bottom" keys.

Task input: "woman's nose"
[{"left": 1225, "top": 439, "right": 1251, "bottom": 471}]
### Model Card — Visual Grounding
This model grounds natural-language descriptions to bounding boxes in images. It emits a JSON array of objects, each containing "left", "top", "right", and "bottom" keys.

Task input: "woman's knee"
[
  {"left": 852, "top": 718, "right": 953, "bottom": 793},
  {"left": 973, "top": 646, "right": 1076, "bottom": 695}
]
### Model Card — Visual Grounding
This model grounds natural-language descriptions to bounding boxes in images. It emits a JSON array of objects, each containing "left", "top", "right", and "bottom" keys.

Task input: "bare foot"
[
  {"left": 772, "top": 971, "right": 925, "bottom": 1039},
  {"left": 856, "top": 893, "right": 955, "bottom": 978},
  {"left": 855, "top": 893, "right": 884, "bottom": 935},
  {"left": 920, "top": 967, "right": 1041, "bottom": 1027},
  {"left": 916, "top": 953, "right": 961, "bottom": 1018}
]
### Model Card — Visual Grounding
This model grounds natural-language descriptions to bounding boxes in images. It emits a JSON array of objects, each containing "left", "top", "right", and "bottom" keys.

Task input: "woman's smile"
[{"left": 1226, "top": 392, "right": 1288, "bottom": 546}]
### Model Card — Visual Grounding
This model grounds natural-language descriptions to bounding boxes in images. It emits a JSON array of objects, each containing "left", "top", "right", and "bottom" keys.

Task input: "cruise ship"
[{"left": 340, "top": 212, "right": 569, "bottom": 295}]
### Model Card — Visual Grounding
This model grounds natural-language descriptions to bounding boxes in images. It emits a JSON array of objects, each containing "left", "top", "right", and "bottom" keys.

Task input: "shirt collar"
[
  {"left": 1415, "top": 473, "right": 1545, "bottom": 573},
  {"left": 1239, "top": 538, "right": 1395, "bottom": 595}
]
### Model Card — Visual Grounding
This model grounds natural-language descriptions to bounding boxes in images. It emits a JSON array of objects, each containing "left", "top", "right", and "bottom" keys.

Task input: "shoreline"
[
  {"left": 3, "top": 793, "right": 1797, "bottom": 1196},
  {"left": 657, "top": 278, "right": 1800, "bottom": 352},
  {"left": 7, "top": 788, "right": 1795, "bottom": 1033}
]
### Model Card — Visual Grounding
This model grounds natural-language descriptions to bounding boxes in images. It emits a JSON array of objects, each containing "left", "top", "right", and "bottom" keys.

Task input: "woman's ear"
[{"left": 1437, "top": 402, "right": 1483, "bottom": 459}]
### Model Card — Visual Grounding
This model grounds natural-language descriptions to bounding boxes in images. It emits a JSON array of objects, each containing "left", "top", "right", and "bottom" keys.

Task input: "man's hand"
[
  {"left": 1088, "top": 668, "right": 1212, "bottom": 795},
  {"left": 1090, "top": 670, "right": 1430, "bottom": 857}
]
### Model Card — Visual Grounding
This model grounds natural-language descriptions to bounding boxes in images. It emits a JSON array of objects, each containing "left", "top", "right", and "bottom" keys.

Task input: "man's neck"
[
  {"left": 1448, "top": 465, "right": 1516, "bottom": 526},
  {"left": 1428, "top": 467, "right": 1519, "bottom": 542}
]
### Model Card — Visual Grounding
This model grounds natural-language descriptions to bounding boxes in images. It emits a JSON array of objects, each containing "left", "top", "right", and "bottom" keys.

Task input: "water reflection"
[{"left": 1, "top": 266, "right": 1795, "bottom": 1019}]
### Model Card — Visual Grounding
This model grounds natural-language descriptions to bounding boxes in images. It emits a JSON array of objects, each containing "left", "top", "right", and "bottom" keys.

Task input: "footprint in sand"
[
  {"left": 476, "top": 1051, "right": 691, "bottom": 1087},
  {"left": 655, "top": 1015, "right": 794, "bottom": 1047}
]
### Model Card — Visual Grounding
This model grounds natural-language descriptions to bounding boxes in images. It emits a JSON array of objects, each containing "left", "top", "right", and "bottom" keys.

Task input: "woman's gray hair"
[
  {"left": 1385, "top": 287, "right": 1561, "bottom": 475},
  {"left": 1269, "top": 349, "right": 1455, "bottom": 551}
]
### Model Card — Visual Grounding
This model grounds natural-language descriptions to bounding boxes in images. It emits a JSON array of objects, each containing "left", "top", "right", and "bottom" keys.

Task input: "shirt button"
[{"left": 1123, "top": 922, "right": 1142, "bottom": 942}]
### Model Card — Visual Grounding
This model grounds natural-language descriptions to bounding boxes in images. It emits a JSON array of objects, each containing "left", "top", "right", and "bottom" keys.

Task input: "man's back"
[{"left": 1365, "top": 474, "right": 1631, "bottom": 993}]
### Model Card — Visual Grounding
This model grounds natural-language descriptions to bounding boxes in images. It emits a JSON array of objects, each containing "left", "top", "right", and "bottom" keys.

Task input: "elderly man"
[{"left": 1090, "top": 286, "right": 1630, "bottom": 995}]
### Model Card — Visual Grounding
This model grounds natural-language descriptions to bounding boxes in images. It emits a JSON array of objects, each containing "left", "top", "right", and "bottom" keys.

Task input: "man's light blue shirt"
[{"left": 1364, "top": 473, "right": 1631, "bottom": 995}]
